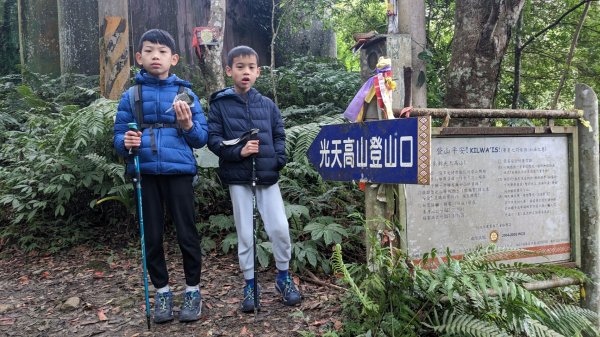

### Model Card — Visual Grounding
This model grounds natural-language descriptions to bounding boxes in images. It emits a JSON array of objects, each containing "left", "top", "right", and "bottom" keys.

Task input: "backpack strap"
[
  {"left": 127, "top": 84, "right": 144, "bottom": 126},
  {"left": 129, "top": 84, "right": 188, "bottom": 153},
  {"left": 135, "top": 84, "right": 143, "bottom": 127}
]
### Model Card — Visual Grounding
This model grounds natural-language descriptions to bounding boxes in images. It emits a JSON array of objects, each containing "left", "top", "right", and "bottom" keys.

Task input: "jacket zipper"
[{"left": 157, "top": 85, "right": 161, "bottom": 172}]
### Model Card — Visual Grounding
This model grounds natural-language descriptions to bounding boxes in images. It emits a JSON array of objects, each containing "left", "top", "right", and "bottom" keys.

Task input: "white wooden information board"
[{"left": 405, "top": 135, "right": 572, "bottom": 263}]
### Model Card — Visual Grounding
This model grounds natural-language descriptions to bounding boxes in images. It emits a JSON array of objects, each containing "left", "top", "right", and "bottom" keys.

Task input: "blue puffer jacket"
[
  {"left": 113, "top": 70, "right": 208, "bottom": 176},
  {"left": 207, "top": 87, "right": 286, "bottom": 185}
]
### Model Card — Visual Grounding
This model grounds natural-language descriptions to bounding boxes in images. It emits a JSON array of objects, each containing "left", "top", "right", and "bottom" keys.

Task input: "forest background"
[{"left": 0, "top": 0, "right": 599, "bottom": 336}]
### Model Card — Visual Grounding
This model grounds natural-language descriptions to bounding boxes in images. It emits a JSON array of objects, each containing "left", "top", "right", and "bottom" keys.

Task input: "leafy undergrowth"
[{"left": 0, "top": 239, "right": 345, "bottom": 337}]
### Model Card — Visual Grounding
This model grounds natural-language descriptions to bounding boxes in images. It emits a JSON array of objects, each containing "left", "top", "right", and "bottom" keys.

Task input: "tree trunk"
[
  {"left": 270, "top": 0, "right": 278, "bottom": 104},
  {"left": 399, "top": 0, "right": 427, "bottom": 108},
  {"left": 510, "top": 1, "right": 591, "bottom": 111},
  {"left": 198, "top": 0, "right": 226, "bottom": 97},
  {"left": 98, "top": 0, "right": 129, "bottom": 100},
  {"left": 0, "top": 0, "right": 20, "bottom": 75},
  {"left": 511, "top": 10, "right": 523, "bottom": 109},
  {"left": 224, "top": 0, "right": 271, "bottom": 68},
  {"left": 445, "top": 0, "right": 525, "bottom": 119},
  {"left": 276, "top": 19, "right": 336, "bottom": 65},
  {"left": 57, "top": 0, "right": 98, "bottom": 75},
  {"left": 128, "top": 0, "right": 205, "bottom": 82},
  {"left": 17, "top": 0, "right": 61, "bottom": 77}
]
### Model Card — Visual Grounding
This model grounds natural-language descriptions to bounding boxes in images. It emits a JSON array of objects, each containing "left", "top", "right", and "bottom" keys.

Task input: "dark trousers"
[{"left": 136, "top": 174, "right": 202, "bottom": 288}]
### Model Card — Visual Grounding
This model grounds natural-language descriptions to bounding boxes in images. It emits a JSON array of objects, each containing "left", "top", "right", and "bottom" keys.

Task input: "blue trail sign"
[{"left": 307, "top": 117, "right": 431, "bottom": 184}]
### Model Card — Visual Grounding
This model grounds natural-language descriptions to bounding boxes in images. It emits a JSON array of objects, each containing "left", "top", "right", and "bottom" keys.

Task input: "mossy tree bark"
[
  {"left": 17, "top": 0, "right": 60, "bottom": 77},
  {"left": 444, "top": 0, "right": 525, "bottom": 126},
  {"left": 0, "top": 0, "right": 20, "bottom": 75},
  {"left": 198, "top": 0, "right": 226, "bottom": 98}
]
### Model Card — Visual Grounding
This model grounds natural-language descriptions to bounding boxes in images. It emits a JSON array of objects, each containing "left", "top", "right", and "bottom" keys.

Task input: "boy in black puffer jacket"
[{"left": 207, "top": 46, "right": 302, "bottom": 313}]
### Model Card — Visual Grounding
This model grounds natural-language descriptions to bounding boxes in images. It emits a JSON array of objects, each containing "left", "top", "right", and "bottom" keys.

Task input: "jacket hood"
[
  {"left": 135, "top": 69, "right": 192, "bottom": 88},
  {"left": 209, "top": 87, "right": 262, "bottom": 104}
]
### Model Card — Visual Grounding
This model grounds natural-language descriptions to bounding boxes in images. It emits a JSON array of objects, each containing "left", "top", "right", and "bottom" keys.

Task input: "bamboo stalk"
[
  {"left": 440, "top": 277, "right": 582, "bottom": 303},
  {"left": 395, "top": 108, "right": 583, "bottom": 119}
]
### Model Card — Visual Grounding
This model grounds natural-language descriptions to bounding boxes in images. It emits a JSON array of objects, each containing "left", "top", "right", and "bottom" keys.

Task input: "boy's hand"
[
  {"left": 241, "top": 140, "right": 259, "bottom": 157},
  {"left": 124, "top": 130, "right": 142, "bottom": 150},
  {"left": 173, "top": 100, "right": 193, "bottom": 131}
]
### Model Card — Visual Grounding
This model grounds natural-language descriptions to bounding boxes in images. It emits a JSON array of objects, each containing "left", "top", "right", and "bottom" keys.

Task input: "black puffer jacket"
[{"left": 207, "top": 87, "right": 286, "bottom": 185}]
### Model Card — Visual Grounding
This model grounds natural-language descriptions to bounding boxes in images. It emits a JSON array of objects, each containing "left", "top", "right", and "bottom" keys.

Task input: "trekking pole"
[
  {"left": 128, "top": 122, "right": 152, "bottom": 330},
  {"left": 250, "top": 134, "right": 259, "bottom": 319},
  {"left": 221, "top": 128, "right": 260, "bottom": 317}
]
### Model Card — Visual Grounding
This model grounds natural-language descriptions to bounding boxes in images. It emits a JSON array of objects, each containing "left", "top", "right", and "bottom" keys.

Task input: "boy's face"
[
  {"left": 226, "top": 54, "right": 260, "bottom": 94},
  {"left": 135, "top": 41, "right": 179, "bottom": 80}
]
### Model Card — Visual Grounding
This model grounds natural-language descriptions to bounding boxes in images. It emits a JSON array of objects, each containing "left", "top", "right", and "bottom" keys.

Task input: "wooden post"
[
  {"left": 17, "top": 0, "right": 61, "bottom": 77},
  {"left": 397, "top": 0, "right": 427, "bottom": 108},
  {"left": 57, "top": 0, "right": 99, "bottom": 75},
  {"left": 359, "top": 35, "right": 412, "bottom": 264},
  {"left": 98, "top": 0, "right": 129, "bottom": 99},
  {"left": 575, "top": 83, "right": 600, "bottom": 320}
]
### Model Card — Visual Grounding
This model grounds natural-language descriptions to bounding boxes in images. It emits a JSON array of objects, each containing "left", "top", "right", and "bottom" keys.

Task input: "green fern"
[
  {"left": 543, "top": 304, "right": 600, "bottom": 337},
  {"left": 426, "top": 310, "right": 511, "bottom": 337},
  {"left": 331, "top": 244, "right": 379, "bottom": 314},
  {"left": 334, "top": 238, "right": 598, "bottom": 337}
]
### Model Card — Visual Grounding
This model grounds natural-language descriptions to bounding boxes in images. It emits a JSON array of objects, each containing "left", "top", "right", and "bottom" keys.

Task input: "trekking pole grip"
[{"left": 127, "top": 122, "right": 140, "bottom": 155}]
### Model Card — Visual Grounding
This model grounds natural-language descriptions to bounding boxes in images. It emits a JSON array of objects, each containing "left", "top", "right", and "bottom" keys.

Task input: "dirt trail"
[{"left": 0, "top": 244, "right": 344, "bottom": 336}]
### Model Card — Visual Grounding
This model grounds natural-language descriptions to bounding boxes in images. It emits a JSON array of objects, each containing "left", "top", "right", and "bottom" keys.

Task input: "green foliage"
[
  {"left": 421, "top": 0, "right": 455, "bottom": 108},
  {"left": 305, "top": 216, "right": 348, "bottom": 246},
  {"left": 281, "top": 102, "right": 343, "bottom": 128},
  {"left": 426, "top": 311, "right": 511, "bottom": 337},
  {"left": 255, "top": 56, "right": 361, "bottom": 110},
  {"left": 196, "top": 214, "right": 236, "bottom": 254},
  {"left": 497, "top": 0, "right": 600, "bottom": 109},
  {"left": 195, "top": 167, "right": 231, "bottom": 218},
  {"left": 332, "top": 229, "right": 599, "bottom": 337},
  {"left": 278, "top": 112, "right": 364, "bottom": 273},
  {"left": 329, "top": 0, "right": 386, "bottom": 71},
  {"left": 0, "top": 75, "right": 128, "bottom": 252}
]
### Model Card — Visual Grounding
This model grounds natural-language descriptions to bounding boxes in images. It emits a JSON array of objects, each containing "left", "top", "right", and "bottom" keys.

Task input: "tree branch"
[
  {"left": 551, "top": 1, "right": 591, "bottom": 109},
  {"left": 519, "top": 0, "right": 597, "bottom": 52}
]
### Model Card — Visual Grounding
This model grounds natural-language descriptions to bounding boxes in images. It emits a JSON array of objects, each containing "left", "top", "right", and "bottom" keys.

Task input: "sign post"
[{"left": 307, "top": 117, "right": 431, "bottom": 185}]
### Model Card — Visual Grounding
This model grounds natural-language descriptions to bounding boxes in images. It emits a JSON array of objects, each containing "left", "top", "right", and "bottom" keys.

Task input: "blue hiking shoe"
[
  {"left": 276, "top": 276, "right": 302, "bottom": 306},
  {"left": 240, "top": 283, "right": 261, "bottom": 313},
  {"left": 179, "top": 290, "right": 202, "bottom": 322},
  {"left": 153, "top": 291, "right": 174, "bottom": 323}
]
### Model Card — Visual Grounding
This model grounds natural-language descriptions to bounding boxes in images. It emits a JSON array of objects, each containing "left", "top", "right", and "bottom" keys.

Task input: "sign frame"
[{"left": 399, "top": 126, "right": 580, "bottom": 267}]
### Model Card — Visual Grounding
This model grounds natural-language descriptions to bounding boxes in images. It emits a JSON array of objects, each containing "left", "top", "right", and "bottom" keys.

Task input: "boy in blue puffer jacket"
[
  {"left": 207, "top": 45, "right": 302, "bottom": 313},
  {"left": 113, "top": 29, "right": 208, "bottom": 323}
]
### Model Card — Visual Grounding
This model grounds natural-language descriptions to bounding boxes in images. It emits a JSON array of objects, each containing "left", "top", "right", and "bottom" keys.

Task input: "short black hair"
[
  {"left": 137, "top": 29, "right": 176, "bottom": 53},
  {"left": 227, "top": 45, "right": 259, "bottom": 67}
]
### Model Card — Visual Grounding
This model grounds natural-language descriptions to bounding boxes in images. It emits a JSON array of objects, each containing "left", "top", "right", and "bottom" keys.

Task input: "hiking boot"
[
  {"left": 153, "top": 291, "right": 174, "bottom": 323},
  {"left": 240, "top": 283, "right": 261, "bottom": 313},
  {"left": 179, "top": 290, "right": 202, "bottom": 322},
  {"left": 276, "top": 276, "right": 302, "bottom": 306}
]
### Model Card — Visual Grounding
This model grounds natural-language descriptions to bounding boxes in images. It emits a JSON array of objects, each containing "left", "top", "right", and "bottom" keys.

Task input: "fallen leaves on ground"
[{"left": 0, "top": 241, "right": 346, "bottom": 337}]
